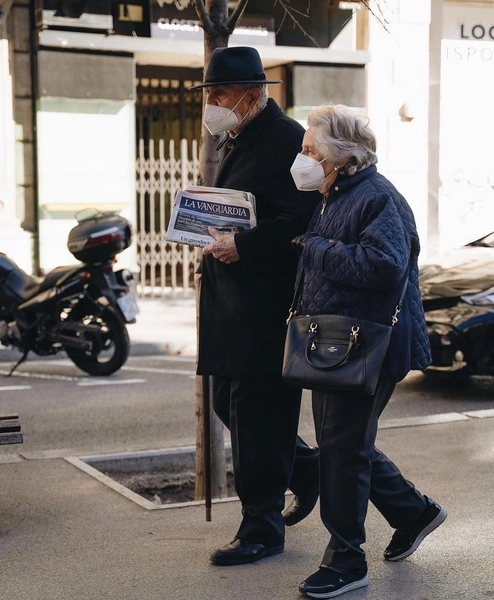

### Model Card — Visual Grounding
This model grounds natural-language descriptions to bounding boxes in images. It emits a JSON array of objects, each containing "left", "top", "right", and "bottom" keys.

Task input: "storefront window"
[{"left": 37, "top": 98, "right": 136, "bottom": 272}]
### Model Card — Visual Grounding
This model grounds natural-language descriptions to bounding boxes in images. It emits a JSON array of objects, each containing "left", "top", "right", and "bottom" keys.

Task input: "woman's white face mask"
[
  {"left": 203, "top": 89, "right": 251, "bottom": 135},
  {"left": 290, "top": 153, "right": 328, "bottom": 192}
]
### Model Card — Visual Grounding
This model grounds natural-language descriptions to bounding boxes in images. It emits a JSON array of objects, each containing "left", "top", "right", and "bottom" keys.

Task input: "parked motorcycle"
[{"left": 0, "top": 212, "right": 139, "bottom": 376}]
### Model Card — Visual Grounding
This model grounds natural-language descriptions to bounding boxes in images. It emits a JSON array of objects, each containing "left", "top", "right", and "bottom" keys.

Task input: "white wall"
[
  {"left": 438, "top": 2, "right": 494, "bottom": 251},
  {"left": 37, "top": 99, "right": 137, "bottom": 273},
  {"left": 366, "top": 0, "right": 432, "bottom": 257},
  {"left": 0, "top": 35, "right": 33, "bottom": 271}
]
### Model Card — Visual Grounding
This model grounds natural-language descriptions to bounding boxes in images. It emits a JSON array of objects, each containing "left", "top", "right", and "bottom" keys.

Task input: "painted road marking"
[
  {"left": 0, "top": 385, "right": 32, "bottom": 391},
  {"left": 4, "top": 356, "right": 196, "bottom": 378},
  {"left": 0, "top": 369, "right": 79, "bottom": 382},
  {"left": 1, "top": 364, "right": 193, "bottom": 381},
  {"left": 77, "top": 378, "right": 146, "bottom": 387},
  {"left": 380, "top": 412, "right": 469, "bottom": 429},
  {"left": 121, "top": 365, "right": 195, "bottom": 376},
  {"left": 150, "top": 355, "right": 196, "bottom": 363},
  {"left": 40, "top": 356, "right": 196, "bottom": 366}
]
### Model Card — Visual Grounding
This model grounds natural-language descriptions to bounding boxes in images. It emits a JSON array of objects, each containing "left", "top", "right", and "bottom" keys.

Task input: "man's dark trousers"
[{"left": 212, "top": 374, "right": 310, "bottom": 546}]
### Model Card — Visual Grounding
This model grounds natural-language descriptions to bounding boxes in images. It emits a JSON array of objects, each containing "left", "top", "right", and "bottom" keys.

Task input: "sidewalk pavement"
[
  {"left": 1, "top": 412, "right": 493, "bottom": 599},
  {"left": 128, "top": 294, "right": 198, "bottom": 357},
  {"left": 1, "top": 296, "right": 494, "bottom": 599}
]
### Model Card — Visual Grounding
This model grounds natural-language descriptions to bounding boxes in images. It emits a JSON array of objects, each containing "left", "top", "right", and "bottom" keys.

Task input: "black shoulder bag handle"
[{"left": 282, "top": 260, "right": 411, "bottom": 395}]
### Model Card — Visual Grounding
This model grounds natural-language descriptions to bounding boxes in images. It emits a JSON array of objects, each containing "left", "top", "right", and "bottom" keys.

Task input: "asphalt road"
[
  {"left": 1, "top": 351, "right": 494, "bottom": 460},
  {"left": 2, "top": 298, "right": 494, "bottom": 600}
]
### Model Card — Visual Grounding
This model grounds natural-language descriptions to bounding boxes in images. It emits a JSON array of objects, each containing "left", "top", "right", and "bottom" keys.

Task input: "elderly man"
[{"left": 190, "top": 46, "right": 320, "bottom": 565}]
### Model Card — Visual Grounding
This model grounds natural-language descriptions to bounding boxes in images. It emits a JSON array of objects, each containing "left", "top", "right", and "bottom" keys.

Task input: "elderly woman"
[{"left": 289, "top": 104, "right": 447, "bottom": 599}]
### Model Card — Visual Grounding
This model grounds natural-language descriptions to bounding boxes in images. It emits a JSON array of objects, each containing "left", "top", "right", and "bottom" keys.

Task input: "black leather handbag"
[{"left": 282, "top": 271, "right": 409, "bottom": 395}]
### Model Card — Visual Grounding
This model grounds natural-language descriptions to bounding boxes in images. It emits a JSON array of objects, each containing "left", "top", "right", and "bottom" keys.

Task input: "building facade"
[{"left": 1, "top": 0, "right": 492, "bottom": 286}]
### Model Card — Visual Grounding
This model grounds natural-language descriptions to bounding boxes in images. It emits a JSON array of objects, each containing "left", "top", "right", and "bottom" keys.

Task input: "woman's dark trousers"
[
  {"left": 312, "top": 375, "right": 428, "bottom": 570},
  {"left": 212, "top": 374, "right": 313, "bottom": 547}
]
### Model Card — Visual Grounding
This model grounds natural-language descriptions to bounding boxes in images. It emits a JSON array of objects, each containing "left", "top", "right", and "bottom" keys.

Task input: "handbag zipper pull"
[{"left": 309, "top": 322, "right": 318, "bottom": 351}]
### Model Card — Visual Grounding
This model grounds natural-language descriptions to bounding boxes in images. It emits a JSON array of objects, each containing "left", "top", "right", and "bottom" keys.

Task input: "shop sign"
[
  {"left": 439, "top": 5, "right": 494, "bottom": 252},
  {"left": 443, "top": 41, "right": 494, "bottom": 63},
  {"left": 459, "top": 24, "right": 494, "bottom": 40},
  {"left": 443, "top": 4, "right": 494, "bottom": 41},
  {"left": 155, "top": 0, "right": 193, "bottom": 8},
  {"left": 151, "top": 0, "right": 275, "bottom": 45},
  {"left": 442, "top": 5, "right": 494, "bottom": 63},
  {"left": 40, "top": 0, "right": 112, "bottom": 30}
]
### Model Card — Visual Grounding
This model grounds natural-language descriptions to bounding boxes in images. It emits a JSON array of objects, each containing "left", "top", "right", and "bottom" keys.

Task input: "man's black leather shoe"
[
  {"left": 384, "top": 497, "right": 447, "bottom": 561},
  {"left": 283, "top": 488, "right": 319, "bottom": 526},
  {"left": 299, "top": 565, "right": 369, "bottom": 598},
  {"left": 210, "top": 538, "right": 284, "bottom": 566}
]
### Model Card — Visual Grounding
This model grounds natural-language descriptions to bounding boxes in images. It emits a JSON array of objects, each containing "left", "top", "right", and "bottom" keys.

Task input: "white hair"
[
  {"left": 237, "top": 83, "right": 268, "bottom": 109},
  {"left": 307, "top": 104, "right": 378, "bottom": 176}
]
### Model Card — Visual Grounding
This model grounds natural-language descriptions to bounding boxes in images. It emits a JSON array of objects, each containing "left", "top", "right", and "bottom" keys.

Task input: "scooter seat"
[
  {"left": 38, "top": 265, "right": 81, "bottom": 292},
  {"left": 3, "top": 264, "right": 80, "bottom": 302},
  {"left": 2, "top": 267, "right": 40, "bottom": 302}
]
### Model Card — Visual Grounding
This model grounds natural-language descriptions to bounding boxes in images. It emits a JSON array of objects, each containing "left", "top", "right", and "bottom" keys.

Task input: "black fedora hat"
[{"left": 189, "top": 46, "right": 282, "bottom": 90}]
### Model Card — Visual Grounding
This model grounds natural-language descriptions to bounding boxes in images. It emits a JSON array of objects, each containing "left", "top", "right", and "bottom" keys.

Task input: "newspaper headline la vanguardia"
[{"left": 165, "top": 186, "right": 257, "bottom": 248}]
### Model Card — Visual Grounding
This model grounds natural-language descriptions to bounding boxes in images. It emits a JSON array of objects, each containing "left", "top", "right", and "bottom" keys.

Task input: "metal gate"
[{"left": 135, "top": 66, "right": 203, "bottom": 296}]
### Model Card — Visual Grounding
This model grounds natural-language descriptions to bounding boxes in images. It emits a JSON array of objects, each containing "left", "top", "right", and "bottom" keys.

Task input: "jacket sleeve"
[
  {"left": 234, "top": 154, "right": 320, "bottom": 274},
  {"left": 235, "top": 214, "right": 307, "bottom": 273},
  {"left": 302, "top": 193, "right": 411, "bottom": 290}
]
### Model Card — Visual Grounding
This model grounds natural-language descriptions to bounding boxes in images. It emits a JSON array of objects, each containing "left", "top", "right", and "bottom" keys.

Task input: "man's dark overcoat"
[{"left": 197, "top": 99, "right": 319, "bottom": 376}]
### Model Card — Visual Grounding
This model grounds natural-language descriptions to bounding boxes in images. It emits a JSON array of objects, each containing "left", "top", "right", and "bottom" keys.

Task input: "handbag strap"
[
  {"left": 305, "top": 321, "right": 359, "bottom": 369},
  {"left": 287, "top": 261, "right": 410, "bottom": 326}
]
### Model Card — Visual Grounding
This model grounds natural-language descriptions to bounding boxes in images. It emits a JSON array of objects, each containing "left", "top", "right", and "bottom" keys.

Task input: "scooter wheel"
[{"left": 65, "top": 305, "right": 130, "bottom": 376}]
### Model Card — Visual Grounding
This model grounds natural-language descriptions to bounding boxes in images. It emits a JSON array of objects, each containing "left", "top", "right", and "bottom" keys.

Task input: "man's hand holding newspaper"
[
  {"left": 165, "top": 185, "right": 256, "bottom": 249},
  {"left": 203, "top": 227, "right": 240, "bottom": 264}
]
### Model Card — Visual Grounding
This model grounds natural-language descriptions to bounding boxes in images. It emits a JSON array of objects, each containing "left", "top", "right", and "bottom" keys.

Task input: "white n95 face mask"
[
  {"left": 203, "top": 104, "right": 239, "bottom": 135},
  {"left": 290, "top": 153, "right": 327, "bottom": 191},
  {"left": 203, "top": 90, "right": 250, "bottom": 135}
]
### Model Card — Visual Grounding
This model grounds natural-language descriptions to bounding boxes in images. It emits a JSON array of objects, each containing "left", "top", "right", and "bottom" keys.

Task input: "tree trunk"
[
  {"left": 194, "top": 259, "right": 227, "bottom": 506},
  {"left": 192, "top": 0, "right": 245, "bottom": 513}
]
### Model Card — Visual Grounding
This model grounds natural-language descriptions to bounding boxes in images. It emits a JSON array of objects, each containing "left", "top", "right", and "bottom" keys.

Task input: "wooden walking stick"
[{"left": 202, "top": 374, "right": 212, "bottom": 522}]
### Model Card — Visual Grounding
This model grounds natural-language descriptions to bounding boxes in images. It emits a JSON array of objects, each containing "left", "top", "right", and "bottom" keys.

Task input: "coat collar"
[
  {"left": 217, "top": 99, "right": 282, "bottom": 152},
  {"left": 327, "top": 165, "right": 377, "bottom": 200}
]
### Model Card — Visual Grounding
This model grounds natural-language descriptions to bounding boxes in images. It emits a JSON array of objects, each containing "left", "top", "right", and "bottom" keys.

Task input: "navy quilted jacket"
[{"left": 297, "top": 165, "right": 431, "bottom": 381}]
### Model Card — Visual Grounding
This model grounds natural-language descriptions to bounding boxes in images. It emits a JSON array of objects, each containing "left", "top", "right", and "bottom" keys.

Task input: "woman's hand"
[{"left": 291, "top": 232, "right": 318, "bottom": 255}]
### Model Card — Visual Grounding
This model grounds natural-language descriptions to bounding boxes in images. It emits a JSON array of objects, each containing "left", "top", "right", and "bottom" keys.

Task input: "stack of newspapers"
[{"left": 165, "top": 185, "right": 257, "bottom": 248}]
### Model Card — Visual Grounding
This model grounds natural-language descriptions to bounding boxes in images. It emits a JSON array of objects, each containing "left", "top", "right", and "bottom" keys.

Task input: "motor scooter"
[{"left": 0, "top": 212, "right": 139, "bottom": 376}]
